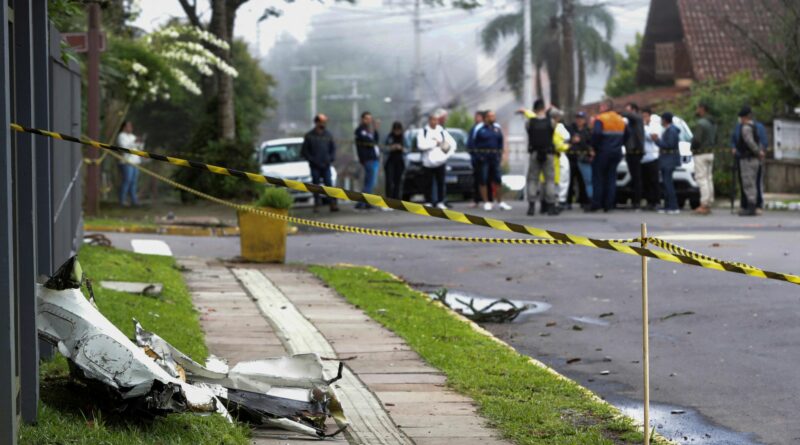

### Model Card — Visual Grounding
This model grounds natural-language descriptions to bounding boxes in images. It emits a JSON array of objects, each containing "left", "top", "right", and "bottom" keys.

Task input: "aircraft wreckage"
[{"left": 37, "top": 256, "right": 346, "bottom": 438}]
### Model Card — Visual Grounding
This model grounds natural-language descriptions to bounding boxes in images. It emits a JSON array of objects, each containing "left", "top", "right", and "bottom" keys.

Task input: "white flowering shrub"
[{"left": 103, "top": 24, "right": 238, "bottom": 104}]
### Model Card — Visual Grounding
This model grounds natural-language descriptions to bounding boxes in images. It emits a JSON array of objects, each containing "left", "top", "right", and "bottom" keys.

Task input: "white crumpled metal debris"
[{"left": 37, "top": 257, "right": 229, "bottom": 418}]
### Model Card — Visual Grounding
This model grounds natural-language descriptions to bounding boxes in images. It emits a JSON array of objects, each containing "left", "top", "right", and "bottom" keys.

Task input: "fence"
[{"left": 0, "top": 3, "right": 83, "bottom": 444}]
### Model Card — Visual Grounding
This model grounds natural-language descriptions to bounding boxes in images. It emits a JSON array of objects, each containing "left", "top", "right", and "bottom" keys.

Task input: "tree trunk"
[
  {"left": 545, "top": 17, "right": 561, "bottom": 106},
  {"left": 535, "top": 60, "right": 544, "bottom": 100},
  {"left": 576, "top": 43, "right": 586, "bottom": 106},
  {"left": 210, "top": 0, "right": 236, "bottom": 142},
  {"left": 558, "top": 0, "right": 575, "bottom": 117}
]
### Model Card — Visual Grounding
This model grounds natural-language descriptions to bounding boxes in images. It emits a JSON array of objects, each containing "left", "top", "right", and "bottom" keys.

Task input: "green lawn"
[
  {"left": 20, "top": 245, "right": 250, "bottom": 445},
  {"left": 311, "top": 265, "right": 664, "bottom": 445}
]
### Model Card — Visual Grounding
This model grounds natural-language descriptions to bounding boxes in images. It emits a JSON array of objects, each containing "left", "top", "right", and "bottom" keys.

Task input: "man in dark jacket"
[
  {"left": 731, "top": 115, "right": 768, "bottom": 213},
  {"left": 590, "top": 99, "right": 627, "bottom": 212},
  {"left": 354, "top": 111, "right": 380, "bottom": 209},
  {"left": 301, "top": 114, "right": 338, "bottom": 212},
  {"left": 691, "top": 103, "right": 717, "bottom": 215},
  {"left": 521, "top": 99, "right": 558, "bottom": 216},
  {"left": 567, "top": 111, "right": 592, "bottom": 209},
  {"left": 621, "top": 103, "right": 645, "bottom": 209},
  {"left": 652, "top": 112, "right": 681, "bottom": 214},
  {"left": 734, "top": 106, "right": 764, "bottom": 216}
]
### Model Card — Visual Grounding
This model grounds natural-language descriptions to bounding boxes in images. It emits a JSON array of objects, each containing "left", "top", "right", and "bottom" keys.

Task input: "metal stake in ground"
[{"left": 641, "top": 223, "right": 650, "bottom": 445}]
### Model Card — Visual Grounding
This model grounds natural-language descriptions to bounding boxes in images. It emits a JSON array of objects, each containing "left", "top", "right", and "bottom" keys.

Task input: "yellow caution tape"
[{"left": 11, "top": 123, "right": 800, "bottom": 286}]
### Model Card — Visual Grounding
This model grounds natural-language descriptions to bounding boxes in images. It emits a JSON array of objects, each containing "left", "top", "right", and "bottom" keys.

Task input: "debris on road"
[
  {"left": 600, "top": 370, "right": 610, "bottom": 375},
  {"left": 660, "top": 311, "right": 695, "bottom": 321},
  {"left": 572, "top": 325, "right": 584, "bottom": 331},
  {"left": 38, "top": 256, "right": 347, "bottom": 439},
  {"left": 566, "top": 358, "right": 581, "bottom": 364},
  {"left": 671, "top": 410, "right": 686, "bottom": 415},
  {"left": 83, "top": 233, "right": 112, "bottom": 247},
  {"left": 432, "top": 288, "right": 530, "bottom": 323},
  {"left": 599, "top": 312, "right": 614, "bottom": 318}
]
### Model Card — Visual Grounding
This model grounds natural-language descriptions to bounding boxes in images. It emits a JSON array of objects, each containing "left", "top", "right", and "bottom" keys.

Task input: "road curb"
[
  {"left": 84, "top": 224, "right": 241, "bottom": 236},
  {"left": 356, "top": 264, "right": 677, "bottom": 445}
]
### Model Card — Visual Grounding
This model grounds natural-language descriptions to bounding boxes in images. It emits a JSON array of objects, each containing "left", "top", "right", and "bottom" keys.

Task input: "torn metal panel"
[
  {"left": 134, "top": 320, "right": 347, "bottom": 438},
  {"left": 37, "top": 256, "right": 226, "bottom": 417}
]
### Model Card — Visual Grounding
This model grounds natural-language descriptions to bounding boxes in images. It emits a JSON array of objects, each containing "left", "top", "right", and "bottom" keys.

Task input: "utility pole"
[
  {"left": 411, "top": 0, "right": 422, "bottom": 125},
  {"left": 323, "top": 75, "right": 369, "bottom": 131},
  {"left": 522, "top": 0, "right": 533, "bottom": 109},
  {"left": 292, "top": 66, "right": 322, "bottom": 121},
  {"left": 559, "top": 0, "right": 575, "bottom": 117},
  {"left": 86, "top": 2, "right": 102, "bottom": 216}
]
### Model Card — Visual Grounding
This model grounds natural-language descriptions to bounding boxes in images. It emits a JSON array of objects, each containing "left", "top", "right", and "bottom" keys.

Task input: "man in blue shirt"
[
  {"left": 473, "top": 110, "right": 511, "bottom": 211},
  {"left": 651, "top": 112, "right": 681, "bottom": 214}
]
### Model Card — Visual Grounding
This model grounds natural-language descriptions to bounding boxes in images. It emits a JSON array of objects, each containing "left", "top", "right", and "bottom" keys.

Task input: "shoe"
[
  {"left": 380, "top": 206, "right": 392, "bottom": 212},
  {"left": 527, "top": 203, "right": 536, "bottom": 216},
  {"left": 423, "top": 202, "right": 433, "bottom": 207},
  {"left": 498, "top": 202, "right": 512, "bottom": 211},
  {"left": 483, "top": 202, "right": 493, "bottom": 211},
  {"left": 667, "top": 209, "right": 681, "bottom": 215},
  {"left": 329, "top": 203, "right": 340, "bottom": 212},
  {"left": 756, "top": 207, "right": 764, "bottom": 215},
  {"left": 657, "top": 208, "right": 667, "bottom": 214},
  {"left": 693, "top": 206, "right": 710, "bottom": 215},
  {"left": 436, "top": 202, "right": 448, "bottom": 210},
  {"left": 540, "top": 201, "right": 549, "bottom": 215},
  {"left": 469, "top": 202, "right": 480, "bottom": 208},
  {"left": 547, "top": 206, "right": 560, "bottom": 216},
  {"left": 739, "top": 206, "right": 757, "bottom": 216}
]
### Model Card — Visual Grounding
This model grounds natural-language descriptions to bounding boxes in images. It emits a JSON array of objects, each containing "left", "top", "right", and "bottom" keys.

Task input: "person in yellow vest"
[{"left": 518, "top": 105, "right": 569, "bottom": 214}]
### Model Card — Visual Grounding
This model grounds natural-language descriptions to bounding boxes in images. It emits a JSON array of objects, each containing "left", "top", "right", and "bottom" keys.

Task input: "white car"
[
  {"left": 257, "top": 137, "right": 337, "bottom": 203},
  {"left": 616, "top": 141, "right": 701, "bottom": 209}
]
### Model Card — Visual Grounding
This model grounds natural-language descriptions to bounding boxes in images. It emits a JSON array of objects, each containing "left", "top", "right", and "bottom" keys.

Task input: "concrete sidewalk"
[{"left": 179, "top": 257, "right": 512, "bottom": 445}]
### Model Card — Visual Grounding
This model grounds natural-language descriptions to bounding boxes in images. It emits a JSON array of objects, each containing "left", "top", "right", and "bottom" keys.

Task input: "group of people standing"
[
  {"left": 515, "top": 98, "right": 767, "bottom": 217},
  {"left": 299, "top": 99, "right": 768, "bottom": 217}
]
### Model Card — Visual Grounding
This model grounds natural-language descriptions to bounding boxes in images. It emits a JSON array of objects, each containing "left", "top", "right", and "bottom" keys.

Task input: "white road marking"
[
  {"left": 131, "top": 239, "right": 173, "bottom": 256},
  {"left": 656, "top": 234, "right": 753, "bottom": 241}
]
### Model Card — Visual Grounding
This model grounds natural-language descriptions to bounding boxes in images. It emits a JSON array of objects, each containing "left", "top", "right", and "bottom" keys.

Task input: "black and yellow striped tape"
[{"left": 11, "top": 123, "right": 800, "bottom": 286}]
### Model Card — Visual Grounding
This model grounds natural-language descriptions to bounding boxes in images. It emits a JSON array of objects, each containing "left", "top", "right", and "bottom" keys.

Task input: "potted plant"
[{"left": 238, "top": 187, "right": 293, "bottom": 263}]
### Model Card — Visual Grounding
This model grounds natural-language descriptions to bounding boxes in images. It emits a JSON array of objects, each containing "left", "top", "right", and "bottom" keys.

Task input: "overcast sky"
[{"left": 134, "top": 0, "right": 648, "bottom": 55}]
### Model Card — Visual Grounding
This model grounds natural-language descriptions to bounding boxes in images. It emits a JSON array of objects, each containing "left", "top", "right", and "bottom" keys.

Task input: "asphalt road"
[{"left": 102, "top": 202, "right": 800, "bottom": 445}]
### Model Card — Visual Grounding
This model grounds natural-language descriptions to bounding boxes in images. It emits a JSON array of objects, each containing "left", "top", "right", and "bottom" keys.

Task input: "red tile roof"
[
  {"left": 677, "top": 0, "right": 776, "bottom": 82},
  {"left": 580, "top": 85, "right": 690, "bottom": 115}
]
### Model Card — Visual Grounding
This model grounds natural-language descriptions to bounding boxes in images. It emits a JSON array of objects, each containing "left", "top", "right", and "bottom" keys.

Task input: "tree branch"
[{"left": 177, "top": 0, "right": 203, "bottom": 28}]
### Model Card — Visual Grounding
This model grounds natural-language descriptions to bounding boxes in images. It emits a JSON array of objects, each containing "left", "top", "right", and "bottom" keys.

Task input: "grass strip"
[
  {"left": 21, "top": 245, "right": 250, "bottom": 445},
  {"left": 311, "top": 265, "right": 663, "bottom": 445}
]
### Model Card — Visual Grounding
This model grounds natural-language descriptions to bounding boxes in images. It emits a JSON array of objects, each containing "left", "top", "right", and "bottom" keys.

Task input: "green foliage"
[
  {"left": 254, "top": 187, "right": 293, "bottom": 210},
  {"left": 20, "top": 245, "right": 250, "bottom": 445},
  {"left": 49, "top": 0, "right": 85, "bottom": 33},
  {"left": 673, "top": 71, "right": 783, "bottom": 198},
  {"left": 604, "top": 33, "right": 642, "bottom": 98},
  {"left": 137, "top": 38, "right": 275, "bottom": 200},
  {"left": 232, "top": 40, "right": 277, "bottom": 146},
  {"left": 445, "top": 107, "right": 475, "bottom": 133},
  {"left": 311, "top": 265, "right": 663, "bottom": 445}
]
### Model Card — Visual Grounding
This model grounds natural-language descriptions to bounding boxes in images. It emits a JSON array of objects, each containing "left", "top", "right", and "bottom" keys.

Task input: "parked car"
[
  {"left": 615, "top": 141, "right": 701, "bottom": 209},
  {"left": 256, "top": 138, "right": 337, "bottom": 203},
  {"left": 401, "top": 127, "right": 474, "bottom": 202}
]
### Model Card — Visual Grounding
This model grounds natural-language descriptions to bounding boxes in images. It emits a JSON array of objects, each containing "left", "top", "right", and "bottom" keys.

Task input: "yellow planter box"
[{"left": 237, "top": 208, "right": 288, "bottom": 263}]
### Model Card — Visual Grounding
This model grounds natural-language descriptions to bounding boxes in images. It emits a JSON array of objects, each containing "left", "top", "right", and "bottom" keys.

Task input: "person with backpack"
[
  {"left": 590, "top": 99, "right": 628, "bottom": 212},
  {"left": 417, "top": 111, "right": 456, "bottom": 209},
  {"left": 731, "top": 113, "right": 768, "bottom": 213},
  {"left": 691, "top": 103, "right": 717, "bottom": 215},
  {"left": 733, "top": 106, "right": 764, "bottom": 216},
  {"left": 519, "top": 99, "right": 558, "bottom": 216}
]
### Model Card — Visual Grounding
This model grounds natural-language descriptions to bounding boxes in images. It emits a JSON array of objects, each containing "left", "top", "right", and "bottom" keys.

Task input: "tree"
[
  {"left": 719, "top": 0, "right": 800, "bottom": 104},
  {"left": 99, "top": 25, "right": 237, "bottom": 144},
  {"left": 604, "top": 33, "right": 642, "bottom": 98},
  {"left": 480, "top": 0, "right": 615, "bottom": 110}
]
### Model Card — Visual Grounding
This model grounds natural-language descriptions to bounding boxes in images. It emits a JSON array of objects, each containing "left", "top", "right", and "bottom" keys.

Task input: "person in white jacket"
[
  {"left": 641, "top": 108, "right": 662, "bottom": 210},
  {"left": 117, "top": 121, "right": 143, "bottom": 207},
  {"left": 416, "top": 112, "right": 457, "bottom": 209}
]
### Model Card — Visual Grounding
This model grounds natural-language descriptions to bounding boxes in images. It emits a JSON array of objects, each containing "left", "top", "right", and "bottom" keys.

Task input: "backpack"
[{"left": 527, "top": 117, "right": 554, "bottom": 154}]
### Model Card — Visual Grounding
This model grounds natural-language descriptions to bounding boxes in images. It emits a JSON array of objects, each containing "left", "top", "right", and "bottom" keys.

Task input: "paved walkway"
[{"left": 179, "top": 257, "right": 513, "bottom": 445}]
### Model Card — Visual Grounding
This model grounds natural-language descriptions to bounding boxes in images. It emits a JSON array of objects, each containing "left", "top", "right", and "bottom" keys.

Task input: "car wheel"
[
  {"left": 689, "top": 195, "right": 701, "bottom": 210},
  {"left": 678, "top": 197, "right": 687, "bottom": 209}
]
